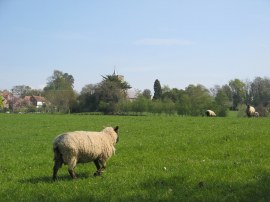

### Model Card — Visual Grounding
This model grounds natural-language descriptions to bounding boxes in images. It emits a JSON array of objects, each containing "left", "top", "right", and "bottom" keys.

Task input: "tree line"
[{"left": 1, "top": 70, "right": 269, "bottom": 116}]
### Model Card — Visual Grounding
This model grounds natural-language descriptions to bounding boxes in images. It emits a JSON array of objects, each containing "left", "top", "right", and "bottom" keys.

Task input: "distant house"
[
  {"left": 127, "top": 89, "right": 138, "bottom": 101},
  {"left": 24, "top": 95, "right": 47, "bottom": 108}
]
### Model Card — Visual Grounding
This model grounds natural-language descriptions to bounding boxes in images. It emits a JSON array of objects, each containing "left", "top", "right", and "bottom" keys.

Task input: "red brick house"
[{"left": 24, "top": 95, "right": 47, "bottom": 108}]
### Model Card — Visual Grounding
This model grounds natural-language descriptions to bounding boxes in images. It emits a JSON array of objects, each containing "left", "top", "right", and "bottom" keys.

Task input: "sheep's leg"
[
  {"left": 67, "top": 157, "right": 77, "bottom": 179},
  {"left": 68, "top": 169, "right": 76, "bottom": 179},
  {"left": 101, "top": 161, "right": 106, "bottom": 170},
  {"left": 93, "top": 159, "right": 106, "bottom": 176},
  {"left": 93, "top": 159, "right": 101, "bottom": 176},
  {"left": 97, "top": 160, "right": 106, "bottom": 176},
  {"left": 53, "top": 160, "right": 63, "bottom": 180}
]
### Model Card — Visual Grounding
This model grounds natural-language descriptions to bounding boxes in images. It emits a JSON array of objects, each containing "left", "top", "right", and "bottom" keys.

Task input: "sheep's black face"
[{"left": 114, "top": 126, "right": 119, "bottom": 143}]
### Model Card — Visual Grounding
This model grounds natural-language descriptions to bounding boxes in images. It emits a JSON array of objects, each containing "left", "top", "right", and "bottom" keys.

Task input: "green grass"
[{"left": 0, "top": 114, "right": 270, "bottom": 201}]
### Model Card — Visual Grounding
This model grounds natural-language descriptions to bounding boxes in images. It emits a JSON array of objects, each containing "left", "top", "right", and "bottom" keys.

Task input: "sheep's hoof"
[{"left": 93, "top": 171, "right": 102, "bottom": 177}]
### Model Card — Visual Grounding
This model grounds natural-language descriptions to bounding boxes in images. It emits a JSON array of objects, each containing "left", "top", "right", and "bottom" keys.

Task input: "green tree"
[
  {"left": 44, "top": 70, "right": 76, "bottom": 113},
  {"left": 153, "top": 79, "right": 162, "bottom": 100},
  {"left": 142, "top": 89, "right": 152, "bottom": 99},
  {"left": 78, "top": 84, "right": 98, "bottom": 112},
  {"left": 185, "top": 84, "right": 213, "bottom": 116},
  {"left": 47, "top": 70, "right": 74, "bottom": 88},
  {"left": 161, "top": 88, "right": 191, "bottom": 115},
  {"left": 102, "top": 74, "right": 131, "bottom": 92},
  {"left": 0, "top": 95, "right": 3, "bottom": 109},
  {"left": 250, "top": 77, "right": 270, "bottom": 107},
  {"left": 229, "top": 79, "right": 246, "bottom": 110},
  {"left": 248, "top": 77, "right": 270, "bottom": 116},
  {"left": 214, "top": 85, "right": 231, "bottom": 116},
  {"left": 176, "top": 92, "right": 191, "bottom": 115},
  {"left": 12, "top": 85, "right": 32, "bottom": 98},
  {"left": 131, "top": 95, "right": 149, "bottom": 115},
  {"left": 162, "top": 88, "right": 183, "bottom": 102},
  {"left": 116, "top": 99, "right": 132, "bottom": 114},
  {"left": 95, "top": 74, "right": 131, "bottom": 114},
  {"left": 161, "top": 98, "right": 177, "bottom": 114}
]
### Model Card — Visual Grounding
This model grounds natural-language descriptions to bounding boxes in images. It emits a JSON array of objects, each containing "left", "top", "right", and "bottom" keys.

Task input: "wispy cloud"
[{"left": 134, "top": 38, "right": 194, "bottom": 46}]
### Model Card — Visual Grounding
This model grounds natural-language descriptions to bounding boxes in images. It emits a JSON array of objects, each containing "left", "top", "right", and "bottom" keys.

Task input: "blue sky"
[{"left": 0, "top": 0, "right": 269, "bottom": 93}]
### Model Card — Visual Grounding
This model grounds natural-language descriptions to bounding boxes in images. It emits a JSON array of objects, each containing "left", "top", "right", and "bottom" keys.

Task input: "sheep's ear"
[{"left": 114, "top": 126, "right": 119, "bottom": 133}]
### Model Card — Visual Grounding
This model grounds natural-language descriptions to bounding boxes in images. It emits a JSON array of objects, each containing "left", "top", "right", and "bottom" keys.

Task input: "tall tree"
[
  {"left": 229, "top": 79, "right": 246, "bottom": 110},
  {"left": 185, "top": 84, "right": 213, "bottom": 116},
  {"left": 153, "top": 79, "right": 162, "bottom": 100},
  {"left": 46, "top": 70, "right": 74, "bottom": 88},
  {"left": 101, "top": 74, "right": 131, "bottom": 93},
  {"left": 44, "top": 70, "right": 76, "bottom": 113},
  {"left": 12, "top": 85, "right": 32, "bottom": 98},
  {"left": 175, "top": 91, "right": 190, "bottom": 115},
  {"left": 250, "top": 77, "right": 270, "bottom": 107},
  {"left": 95, "top": 74, "right": 131, "bottom": 114},
  {"left": 162, "top": 88, "right": 182, "bottom": 102},
  {"left": 78, "top": 84, "right": 98, "bottom": 112},
  {"left": 142, "top": 89, "right": 152, "bottom": 99},
  {"left": 214, "top": 85, "right": 231, "bottom": 116}
]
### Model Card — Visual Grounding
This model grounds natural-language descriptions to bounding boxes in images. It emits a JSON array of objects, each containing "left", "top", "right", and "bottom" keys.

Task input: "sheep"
[
  {"left": 246, "top": 104, "right": 256, "bottom": 117},
  {"left": 254, "top": 111, "right": 260, "bottom": 117},
  {"left": 205, "top": 110, "right": 216, "bottom": 117},
  {"left": 52, "top": 126, "right": 119, "bottom": 180}
]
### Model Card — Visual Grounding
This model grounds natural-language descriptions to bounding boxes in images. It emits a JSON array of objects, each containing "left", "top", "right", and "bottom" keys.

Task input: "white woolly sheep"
[
  {"left": 246, "top": 104, "right": 256, "bottom": 117},
  {"left": 52, "top": 126, "right": 119, "bottom": 180},
  {"left": 205, "top": 110, "right": 216, "bottom": 117},
  {"left": 254, "top": 111, "right": 260, "bottom": 117}
]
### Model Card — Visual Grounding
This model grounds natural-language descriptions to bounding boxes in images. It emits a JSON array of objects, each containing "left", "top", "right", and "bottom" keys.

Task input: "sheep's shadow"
[{"left": 19, "top": 172, "right": 96, "bottom": 184}]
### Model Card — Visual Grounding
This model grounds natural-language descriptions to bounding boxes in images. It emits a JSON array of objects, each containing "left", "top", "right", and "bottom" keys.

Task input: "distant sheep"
[
  {"left": 254, "top": 111, "right": 259, "bottom": 117},
  {"left": 205, "top": 110, "right": 216, "bottom": 117},
  {"left": 52, "top": 126, "right": 119, "bottom": 180},
  {"left": 246, "top": 104, "right": 256, "bottom": 117}
]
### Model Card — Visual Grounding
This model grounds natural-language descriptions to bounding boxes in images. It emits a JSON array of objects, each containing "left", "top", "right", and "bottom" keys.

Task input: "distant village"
[
  {"left": 1, "top": 92, "right": 47, "bottom": 113},
  {"left": 0, "top": 70, "right": 137, "bottom": 113}
]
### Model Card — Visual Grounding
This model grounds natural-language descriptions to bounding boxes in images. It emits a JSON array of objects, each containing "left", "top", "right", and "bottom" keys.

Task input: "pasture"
[{"left": 0, "top": 114, "right": 270, "bottom": 201}]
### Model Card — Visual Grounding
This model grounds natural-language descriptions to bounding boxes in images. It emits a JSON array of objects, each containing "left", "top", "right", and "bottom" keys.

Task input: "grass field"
[{"left": 0, "top": 114, "right": 270, "bottom": 201}]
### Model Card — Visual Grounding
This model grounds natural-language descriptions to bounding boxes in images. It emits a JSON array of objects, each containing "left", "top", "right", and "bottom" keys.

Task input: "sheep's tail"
[{"left": 53, "top": 144, "right": 63, "bottom": 163}]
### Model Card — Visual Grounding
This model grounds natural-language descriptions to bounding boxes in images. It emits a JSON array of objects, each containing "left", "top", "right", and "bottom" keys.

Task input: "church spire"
[
  {"left": 113, "top": 66, "right": 117, "bottom": 76},
  {"left": 112, "top": 66, "right": 124, "bottom": 82}
]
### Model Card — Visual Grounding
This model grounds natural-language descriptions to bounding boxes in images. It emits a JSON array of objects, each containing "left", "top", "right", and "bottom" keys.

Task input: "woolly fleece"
[
  {"left": 53, "top": 127, "right": 118, "bottom": 167},
  {"left": 206, "top": 110, "right": 216, "bottom": 117},
  {"left": 246, "top": 105, "right": 256, "bottom": 117}
]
